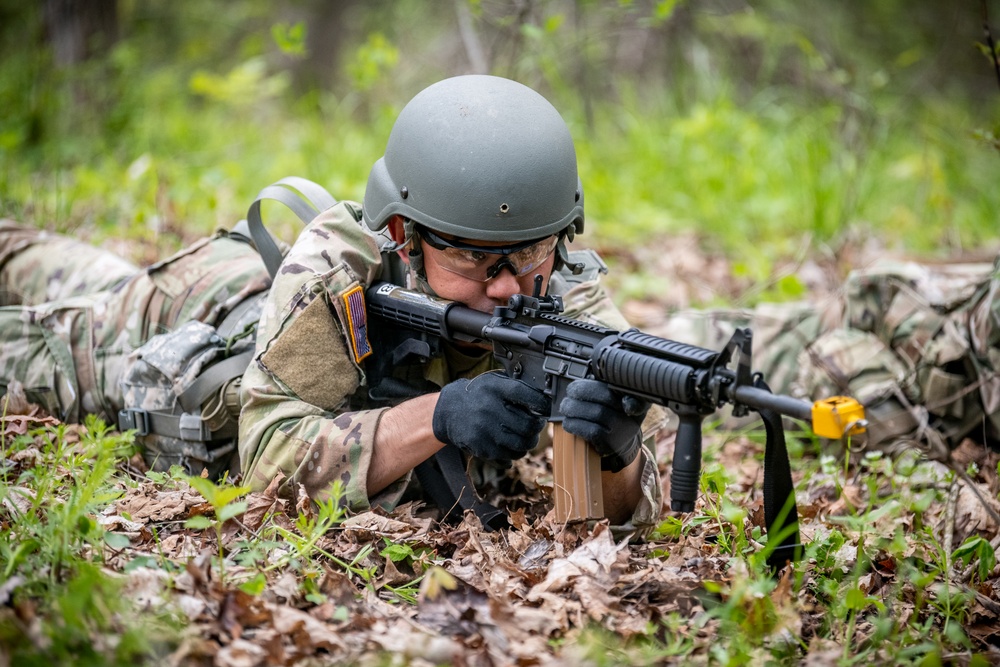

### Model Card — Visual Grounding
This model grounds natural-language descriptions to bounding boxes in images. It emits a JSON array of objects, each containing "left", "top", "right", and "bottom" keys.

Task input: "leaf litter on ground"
[{"left": 3, "top": 252, "right": 1000, "bottom": 665}]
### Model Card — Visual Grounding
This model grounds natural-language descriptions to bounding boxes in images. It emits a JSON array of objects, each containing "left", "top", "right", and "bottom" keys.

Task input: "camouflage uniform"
[
  {"left": 236, "top": 202, "right": 663, "bottom": 528},
  {"left": 0, "top": 219, "right": 271, "bottom": 423},
  {"left": 651, "top": 258, "right": 1000, "bottom": 453}
]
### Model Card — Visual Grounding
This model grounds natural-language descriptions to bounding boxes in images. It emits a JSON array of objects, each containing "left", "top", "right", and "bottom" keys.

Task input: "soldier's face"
[
  {"left": 420, "top": 235, "right": 557, "bottom": 314},
  {"left": 387, "top": 217, "right": 556, "bottom": 313}
]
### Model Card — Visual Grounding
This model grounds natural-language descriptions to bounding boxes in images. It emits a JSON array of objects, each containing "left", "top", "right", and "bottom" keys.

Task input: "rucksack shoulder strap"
[{"left": 246, "top": 177, "right": 338, "bottom": 279}]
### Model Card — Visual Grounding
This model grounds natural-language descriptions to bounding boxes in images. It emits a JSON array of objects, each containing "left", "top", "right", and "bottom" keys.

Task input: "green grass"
[
  {"left": 0, "top": 417, "right": 180, "bottom": 666},
  {"left": 3, "top": 30, "right": 997, "bottom": 297}
]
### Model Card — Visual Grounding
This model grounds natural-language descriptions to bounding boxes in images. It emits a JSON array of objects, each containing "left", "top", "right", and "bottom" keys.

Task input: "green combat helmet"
[{"left": 362, "top": 74, "right": 584, "bottom": 243}]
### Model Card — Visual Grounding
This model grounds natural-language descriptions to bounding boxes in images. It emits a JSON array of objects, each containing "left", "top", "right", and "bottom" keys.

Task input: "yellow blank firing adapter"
[{"left": 812, "top": 397, "right": 867, "bottom": 439}]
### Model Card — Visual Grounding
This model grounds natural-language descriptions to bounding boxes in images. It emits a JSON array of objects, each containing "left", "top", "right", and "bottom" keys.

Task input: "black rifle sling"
[
  {"left": 414, "top": 445, "right": 509, "bottom": 532},
  {"left": 753, "top": 375, "right": 802, "bottom": 570}
]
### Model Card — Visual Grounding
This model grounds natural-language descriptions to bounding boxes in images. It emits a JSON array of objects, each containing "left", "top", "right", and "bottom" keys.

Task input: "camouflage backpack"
[
  {"left": 117, "top": 177, "right": 337, "bottom": 475},
  {"left": 794, "top": 257, "right": 1000, "bottom": 454}
]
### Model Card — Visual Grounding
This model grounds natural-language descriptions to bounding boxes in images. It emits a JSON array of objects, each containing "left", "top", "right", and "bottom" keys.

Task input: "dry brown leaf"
[
  {"left": 9, "top": 446, "right": 42, "bottom": 466},
  {"left": 0, "top": 378, "right": 31, "bottom": 415},
  {"left": 0, "top": 380, "right": 60, "bottom": 437},
  {"left": 369, "top": 618, "right": 462, "bottom": 664},
  {"left": 341, "top": 511, "right": 419, "bottom": 538},
  {"left": 239, "top": 472, "right": 288, "bottom": 532},
  {"left": 213, "top": 638, "right": 267, "bottom": 667},
  {"left": 576, "top": 576, "right": 618, "bottom": 622},
  {"left": 953, "top": 482, "right": 1000, "bottom": 543},
  {"left": 376, "top": 556, "right": 413, "bottom": 589},
  {"left": 115, "top": 486, "right": 204, "bottom": 523},
  {"left": 185, "top": 553, "right": 214, "bottom": 593},
  {"left": 293, "top": 483, "right": 313, "bottom": 521},
  {"left": 269, "top": 570, "right": 299, "bottom": 603},
  {"left": 1, "top": 412, "right": 60, "bottom": 437},
  {"left": 509, "top": 507, "right": 529, "bottom": 530},
  {"left": 158, "top": 533, "right": 203, "bottom": 561},
  {"left": 826, "top": 484, "right": 863, "bottom": 516},
  {"left": 1, "top": 485, "right": 36, "bottom": 518},
  {"left": 268, "top": 604, "right": 347, "bottom": 652},
  {"left": 98, "top": 512, "right": 148, "bottom": 544}
]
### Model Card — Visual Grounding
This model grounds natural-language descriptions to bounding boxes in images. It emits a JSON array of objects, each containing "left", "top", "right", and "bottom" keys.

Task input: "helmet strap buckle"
[{"left": 554, "top": 239, "right": 585, "bottom": 275}]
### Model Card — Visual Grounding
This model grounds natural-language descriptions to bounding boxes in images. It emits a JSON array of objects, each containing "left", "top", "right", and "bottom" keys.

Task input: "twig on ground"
[{"left": 944, "top": 479, "right": 959, "bottom": 571}]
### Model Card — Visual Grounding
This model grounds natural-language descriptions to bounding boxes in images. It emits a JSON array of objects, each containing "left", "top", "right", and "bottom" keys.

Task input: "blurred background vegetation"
[{"left": 1, "top": 0, "right": 998, "bottom": 305}]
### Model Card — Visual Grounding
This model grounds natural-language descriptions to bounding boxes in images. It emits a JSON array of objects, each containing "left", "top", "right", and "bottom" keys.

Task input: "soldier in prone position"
[
  {"left": 0, "top": 76, "right": 659, "bottom": 528},
  {"left": 1, "top": 75, "right": 998, "bottom": 530}
]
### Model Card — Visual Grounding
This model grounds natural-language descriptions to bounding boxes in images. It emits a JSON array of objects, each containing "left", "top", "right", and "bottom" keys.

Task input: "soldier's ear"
[{"left": 387, "top": 216, "right": 410, "bottom": 263}]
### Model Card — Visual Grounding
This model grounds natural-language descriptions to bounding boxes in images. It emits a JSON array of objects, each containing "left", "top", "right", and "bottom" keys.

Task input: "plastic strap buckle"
[
  {"left": 179, "top": 413, "right": 209, "bottom": 441},
  {"left": 118, "top": 408, "right": 150, "bottom": 436}
]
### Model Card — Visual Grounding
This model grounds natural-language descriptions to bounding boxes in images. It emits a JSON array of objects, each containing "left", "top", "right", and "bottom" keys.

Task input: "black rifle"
[{"left": 365, "top": 278, "right": 865, "bottom": 567}]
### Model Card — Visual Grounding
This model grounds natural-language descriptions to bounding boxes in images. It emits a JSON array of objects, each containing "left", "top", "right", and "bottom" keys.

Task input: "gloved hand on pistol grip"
[
  {"left": 560, "top": 379, "right": 649, "bottom": 472},
  {"left": 432, "top": 371, "right": 551, "bottom": 464}
]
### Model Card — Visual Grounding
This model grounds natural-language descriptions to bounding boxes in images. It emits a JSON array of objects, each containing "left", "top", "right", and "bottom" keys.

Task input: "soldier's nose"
[{"left": 484, "top": 266, "right": 521, "bottom": 301}]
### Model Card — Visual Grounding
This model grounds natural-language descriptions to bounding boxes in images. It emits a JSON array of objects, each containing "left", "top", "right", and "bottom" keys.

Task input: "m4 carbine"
[{"left": 365, "top": 279, "right": 865, "bottom": 556}]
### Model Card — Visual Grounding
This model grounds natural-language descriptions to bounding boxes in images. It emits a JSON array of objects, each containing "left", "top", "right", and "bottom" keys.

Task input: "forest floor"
[{"left": 2, "top": 239, "right": 1000, "bottom": 666}]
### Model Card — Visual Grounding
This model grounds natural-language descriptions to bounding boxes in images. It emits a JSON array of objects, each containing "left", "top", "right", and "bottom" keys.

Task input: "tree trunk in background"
[
  {"left": 455, "top": 0, "right": 488, "bottom": 74},
  {"left": 296, "top": 0, "right": 357, "bottom": 91},
  {"left": 43, "top": 0, "right": 118, "bottom": 65}
]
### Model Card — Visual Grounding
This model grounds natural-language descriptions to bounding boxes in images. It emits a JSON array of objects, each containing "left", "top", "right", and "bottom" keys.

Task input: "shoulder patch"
[
  {"left": 341, "top": 285, "right": 373, "bottom": 364},
  {"left": 260, "top": 295, "right": 359, "bottom": 410}
]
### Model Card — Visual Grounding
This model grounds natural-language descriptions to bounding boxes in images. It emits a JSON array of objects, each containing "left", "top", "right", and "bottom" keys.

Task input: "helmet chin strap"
[
  {"left": 409, "top": 250, "right": 437, "bottom": 296},
  {"left": 553, "top": 237, "right": 584, "bottom": 275},
  {"left": 396, "top": 220, "right": 438, "bottom": 296}
]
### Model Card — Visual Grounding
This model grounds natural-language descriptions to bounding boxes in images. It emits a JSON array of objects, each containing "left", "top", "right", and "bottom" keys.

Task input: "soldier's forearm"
[
  {"left": 368, "top": 393, "right": 445, "bottom": 496},
  {"left": 600, "top": 454, "right": 645, "bottom": 524}
]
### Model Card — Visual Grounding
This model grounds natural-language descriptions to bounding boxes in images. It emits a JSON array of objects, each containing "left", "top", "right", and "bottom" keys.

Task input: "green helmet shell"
[{"left": 363, "top": 75, "right": 584, "bottom": 242}]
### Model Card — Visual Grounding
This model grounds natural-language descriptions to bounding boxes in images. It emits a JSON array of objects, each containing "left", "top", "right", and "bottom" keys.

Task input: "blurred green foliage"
[{"left": 0, "top": 0, "right": 997, "bottom": 297}]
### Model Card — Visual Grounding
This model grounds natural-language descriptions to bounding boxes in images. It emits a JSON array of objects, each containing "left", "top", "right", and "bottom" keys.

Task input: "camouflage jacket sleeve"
[
  {"left": 551, "top": 249, "right": 665, "bottom": 531},
  {"left": 238, "top": 202, "right": 409, "bottom": 510}
]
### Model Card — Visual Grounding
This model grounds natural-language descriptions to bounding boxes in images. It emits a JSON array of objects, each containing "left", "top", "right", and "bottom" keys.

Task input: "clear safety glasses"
[{"left": 418, "top": 226, "right": 561, "bottom": 282}]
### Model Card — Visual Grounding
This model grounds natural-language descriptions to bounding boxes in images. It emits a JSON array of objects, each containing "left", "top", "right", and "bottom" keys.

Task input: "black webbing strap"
[
  {"left": 414, "top": 445, "right": 509, "bottom": 532},
  {"left": 753, "top": 375, "right": 802, "bottom": 570}
]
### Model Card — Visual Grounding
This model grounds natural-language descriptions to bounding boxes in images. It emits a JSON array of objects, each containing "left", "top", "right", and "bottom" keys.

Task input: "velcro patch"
[{"left": 341, "top": 285, "right": 372, "bottom": 364}]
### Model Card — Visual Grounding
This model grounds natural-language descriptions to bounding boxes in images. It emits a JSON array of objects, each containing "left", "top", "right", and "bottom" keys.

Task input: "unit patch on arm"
[{"left": 341, "top": 285, "right": 373, "bottom": 364}]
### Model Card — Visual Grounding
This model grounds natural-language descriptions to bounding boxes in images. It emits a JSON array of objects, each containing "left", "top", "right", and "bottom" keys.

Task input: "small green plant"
[
  {"left": 0, "top": 416, "right": 178, "bottom": 663},
  {"left": 696, "top": 461, "right": 756, "bottom": 558},
  {"left": 378, "top": 538, "right": 433, "bottom": 604},
  {"left": 262, "top": 481, "right": 377, "bottom": 586},
  {"left": 953, "top": 535, "right": 998, "bottom": 586},
  {"left": 183, "top": 474, "right": 251, "bottom": 582}
]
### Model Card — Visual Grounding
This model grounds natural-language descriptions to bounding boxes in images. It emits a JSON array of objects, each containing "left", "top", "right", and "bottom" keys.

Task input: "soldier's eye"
[{"left": 470, "top": 251, "right": 487, "bottom": 261}]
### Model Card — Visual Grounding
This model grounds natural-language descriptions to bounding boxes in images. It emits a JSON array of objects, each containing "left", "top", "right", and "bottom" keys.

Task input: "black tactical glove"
[
  {"left": 560, "top": 379, "right": 649, "bottom": 472},
  {"left": 432, "top": 372, "right": 551, "bottom": 464}
]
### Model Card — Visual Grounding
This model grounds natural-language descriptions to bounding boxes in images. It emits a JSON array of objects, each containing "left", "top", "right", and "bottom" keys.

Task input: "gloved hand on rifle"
[
  {"left": 560, "top": 379, "right": 649, "bottom": 472},
  {"left": 432, "top": 371, "right": 551, "bottom": 464}
]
